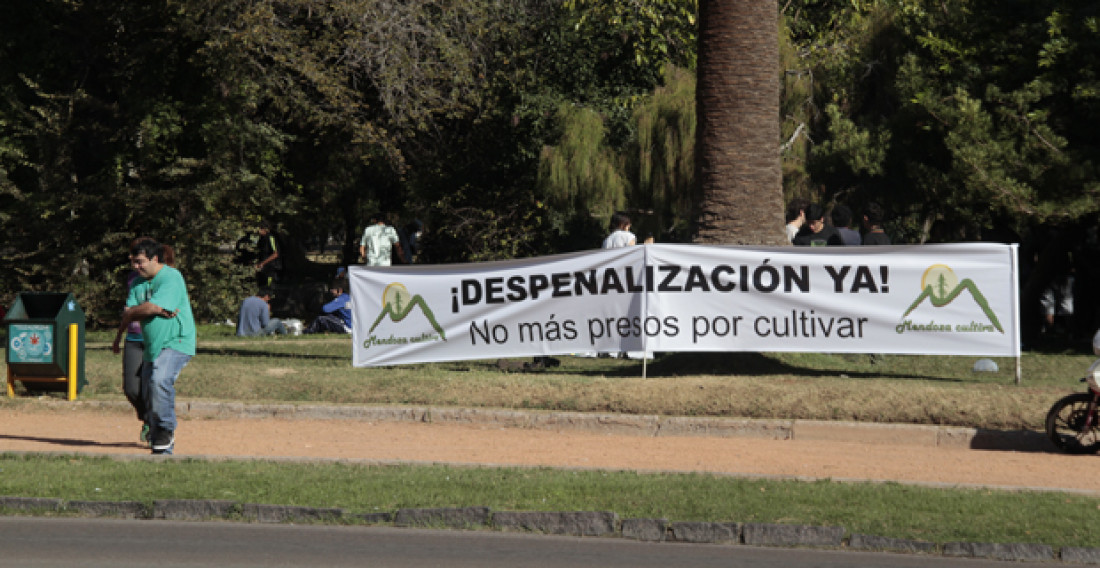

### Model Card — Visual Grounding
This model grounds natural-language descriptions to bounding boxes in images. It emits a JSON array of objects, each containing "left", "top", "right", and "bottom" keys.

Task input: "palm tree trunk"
[{"left": 693, "top": 0, "right": 785, "bottom": 245}]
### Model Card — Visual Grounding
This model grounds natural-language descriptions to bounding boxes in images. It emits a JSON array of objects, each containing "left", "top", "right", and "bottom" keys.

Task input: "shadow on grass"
[
  {"left": 196, "top": 347, "right": 344, "bottom": 360},
  {"left": 552, "top": 352, "right": 968, "bottom": 382}
]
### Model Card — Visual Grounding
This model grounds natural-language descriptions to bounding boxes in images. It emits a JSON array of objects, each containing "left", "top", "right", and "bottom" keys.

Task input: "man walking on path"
[{"left": 118, "top": 238, "right": 196, "bottom": 455}]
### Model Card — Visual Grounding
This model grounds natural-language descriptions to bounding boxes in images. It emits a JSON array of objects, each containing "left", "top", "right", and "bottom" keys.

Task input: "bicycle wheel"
[{"left": 1045, "top": 392, "right": 1100, "bottom": 454}]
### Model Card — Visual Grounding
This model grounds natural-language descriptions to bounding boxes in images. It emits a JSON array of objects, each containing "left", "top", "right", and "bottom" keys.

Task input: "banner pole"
[
  {"left": 1011, "top": 244, "right": 1022, "bottom": 385},
  {"left": 642, "top": 244, "right": 648, "bottom": 380}
]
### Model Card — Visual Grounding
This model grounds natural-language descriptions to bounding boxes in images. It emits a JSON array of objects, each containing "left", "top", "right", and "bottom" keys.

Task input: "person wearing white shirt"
[
  {"left": 603, "top": 211, "right": 653, "bottom": 249},
  {"left": 359, "top": 213, "right": 406, "bottom": 266},
  {"left": 599, "top": 211, "right": 652, "bottom": 361}
]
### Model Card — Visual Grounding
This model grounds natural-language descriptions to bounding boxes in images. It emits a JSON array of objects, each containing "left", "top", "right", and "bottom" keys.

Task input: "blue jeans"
[
  {"left": 262, "top": 318, "right": 287, "bottom": 335},
  {"left": 243, "top": 318, "right": 286, "bottom": 336},
  {"left": 142, "top": 348, "right": 191, "bottom": 435}
]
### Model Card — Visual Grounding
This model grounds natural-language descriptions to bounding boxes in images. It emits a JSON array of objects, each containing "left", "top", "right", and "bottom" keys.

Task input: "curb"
[
  {"left": 26, "top": 399, "right": 1053, "bottom": 452},
  {"left": 0, "top": 496, "right": 1090, "bottom": 563}
]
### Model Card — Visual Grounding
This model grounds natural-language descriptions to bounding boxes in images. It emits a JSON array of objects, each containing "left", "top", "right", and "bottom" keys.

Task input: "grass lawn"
[
  {"left": 26, "top": 324, "right": 1095, "bottom": 431},
  {"left": 1, "top": 455, "right": 1098, "bottom": 548}
]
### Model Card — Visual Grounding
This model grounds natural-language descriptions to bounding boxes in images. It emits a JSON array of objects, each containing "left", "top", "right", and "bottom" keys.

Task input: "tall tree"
[
  {"left": 0, "top": 0, "right": 288, "bottom": 322},
  {"left": 693, "top": 0, "right": 786, "bottom": 245},
  {"left": 209, "top": 0, "right": 543, "bottom": 264},
  {"left": 785, "top": 0, "right": 1100, "bottom": 242}
]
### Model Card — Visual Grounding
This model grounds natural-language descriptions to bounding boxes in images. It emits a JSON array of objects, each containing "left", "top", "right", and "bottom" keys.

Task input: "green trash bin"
[{"left": 4, "top": 292, "right": 87, "bottom": 400}]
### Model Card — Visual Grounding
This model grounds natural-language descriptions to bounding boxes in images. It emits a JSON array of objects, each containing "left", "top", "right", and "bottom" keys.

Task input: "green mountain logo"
[
  {"left": 369, "top": 282, "right": 447, "bottom": 340},
  {"left": 901, "top": 264, "right": 1003, "bottom": 333}
]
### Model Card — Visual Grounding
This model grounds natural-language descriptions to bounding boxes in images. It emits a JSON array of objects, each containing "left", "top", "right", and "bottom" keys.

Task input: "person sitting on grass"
[
  {"left": 236, "top": 287, "right": 287, "bottom": 336},
  {"left": 305, "top": 276, "right": 352, "bottom": 334}
]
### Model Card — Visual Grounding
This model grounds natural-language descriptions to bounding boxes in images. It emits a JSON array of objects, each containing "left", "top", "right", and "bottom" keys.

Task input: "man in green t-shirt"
[{"left": 118, "top": 238, "right": 196, "bottom": 455}]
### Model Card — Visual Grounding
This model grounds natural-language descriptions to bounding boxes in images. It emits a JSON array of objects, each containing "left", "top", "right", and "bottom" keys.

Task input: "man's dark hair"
[
  {"left": 865, "top": 202, "right": 886, "bottom": 226},
  {"left": 333, "top": 276, "right": 349, "bottom": 292},
  {"left": 831, "top": 204, "right": 853, "bottom": 228},
  {"left": 130, "top": 237, "right": 162, "bottom": 262},
  {"left": 609, "top": 211, "right": 631, "bottom": 231},
  {"left": 785, "top": 199, "right": 809, "bottom": 223},
  {"left": 258, "top": 287, "right": 274, "bottom": 298},
  {"left": 805, "top": 203, "right": 826, "bottom": 224}
]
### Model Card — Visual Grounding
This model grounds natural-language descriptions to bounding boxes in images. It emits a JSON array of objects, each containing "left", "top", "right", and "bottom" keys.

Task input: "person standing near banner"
[
  {"left": 603, "top": 212, "right": 637, "bottom": 248},
  {"left": 793, "top": 204, "right": 843, "bottom": 247},
  {"left": 602, "top": 211, "right": 654, "bottom": 249},
  {"left": 785, "top": 199, "right": 809, "bottom": 244},
  {"left": 600, "top": 211, "right": 652, "bottom": 361},
  {"left": 862, "top": 202, "right": 892, "bottom": 245},
  {"left": 360, "top": 213, "right": 406, "bottom": 266},
  {"left": 831, "top": 204, "right": 862, "bottom": 246}
]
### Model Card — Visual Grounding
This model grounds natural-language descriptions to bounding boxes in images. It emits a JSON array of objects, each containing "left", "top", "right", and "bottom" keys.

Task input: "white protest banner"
[{"left": 350, "top": 243, "right": 1019, "bottom": 367}]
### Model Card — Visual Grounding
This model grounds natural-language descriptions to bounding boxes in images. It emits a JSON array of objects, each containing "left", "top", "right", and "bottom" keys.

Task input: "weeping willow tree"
[
  {"left": 537, "top": 103, "right": 627, "bottom": 222},
  {"left": 539, "top": 68, "right": 699, "bottom": 243},
  {"left": 625, "top": 66, "right": 696, "bottom": 241}
]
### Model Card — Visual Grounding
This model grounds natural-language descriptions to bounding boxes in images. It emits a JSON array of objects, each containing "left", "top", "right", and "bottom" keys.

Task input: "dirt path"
[{"left": 1, "top": 405, "right": 1097, "bottom": 494}]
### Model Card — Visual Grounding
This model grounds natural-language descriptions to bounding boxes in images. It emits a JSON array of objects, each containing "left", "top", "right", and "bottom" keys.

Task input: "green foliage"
[
  {"left": 414, "top": 0, "right": 697, "bottom": 259},
  {"left": 534, "top": 65, "right": 700, "bottom": 246},
  {"left": 787, "top": 0, "right": 1100, "bottom": 240},
  {"left": 563, "top": 0, "right": 698, "bottom": 73},
  {"left": 812, "top": 103, "right": 890, "bottom": 178},
  {"left": 420, "top": 185, "right": 557, "bottom": 262},
  {"left": 8, "top": 0, "right": 1100, "bottom": 322},
  {"left": 0, "top": 1, "right": 289, "bottom": 323},
  {"left": 538, "top": 104, "right": 628, "bottom": 219},
  {"left": 625, "top": 66, "right": 696, "bottom": 240}
]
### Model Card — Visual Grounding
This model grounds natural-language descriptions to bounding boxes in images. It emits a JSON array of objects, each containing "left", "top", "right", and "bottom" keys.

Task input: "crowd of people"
[
  {"left": 785, "top": 199, "right": 891, "bottom": 247},
  {"left": 233, "top": 211, "right": 415, "bottom": 340}
]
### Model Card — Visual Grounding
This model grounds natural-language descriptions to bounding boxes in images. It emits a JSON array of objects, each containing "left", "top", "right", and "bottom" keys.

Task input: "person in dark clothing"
[
  {"left": 255, "top": 221, "right": 282, "bottom": 286},
  {"left": 793, "top": 204, "right": 843, "bottom": 246},
  {"left": 831, "top": 204, "right": 862, "bottom": 245},
  {"left": 305, "top": 277, "right": 353, "bottom": 334},
  {"left": 862, "top": 202, "right": 891, "bottom": 245}
]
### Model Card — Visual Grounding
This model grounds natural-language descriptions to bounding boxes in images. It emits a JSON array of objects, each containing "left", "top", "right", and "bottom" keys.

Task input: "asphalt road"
[{"left": 0, "top": 517, "right": 1053, "bottom": 568}]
